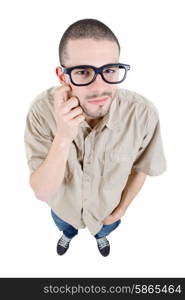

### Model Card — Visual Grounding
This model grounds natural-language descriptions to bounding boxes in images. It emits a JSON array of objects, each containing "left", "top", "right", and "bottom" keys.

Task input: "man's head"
[{"left": 56, "top": 19, "right": 121, "bottom": 121}]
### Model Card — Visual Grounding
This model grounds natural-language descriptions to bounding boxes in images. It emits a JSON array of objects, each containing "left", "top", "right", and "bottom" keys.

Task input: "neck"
[{"left": 86, "top": 117, "right": 102, "bottom": 128}]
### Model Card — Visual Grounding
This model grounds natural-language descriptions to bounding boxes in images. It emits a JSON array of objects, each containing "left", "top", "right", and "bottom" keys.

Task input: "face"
[{"left": 56, "top": 39, "right": 120, "bottom": 121}]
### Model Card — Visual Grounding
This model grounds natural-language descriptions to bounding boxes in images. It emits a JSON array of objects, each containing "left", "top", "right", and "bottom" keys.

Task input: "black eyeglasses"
[{"left": 61, "top": 63, "right": 130, "bottom": 86}]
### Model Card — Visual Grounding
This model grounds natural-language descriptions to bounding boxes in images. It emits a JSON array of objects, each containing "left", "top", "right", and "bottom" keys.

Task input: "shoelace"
[
  {"left": 97, "top": 237, "right": 109, "bottom": 250},
  {"left": 58, "top": 236, "right": 71, "bottom": 249}
]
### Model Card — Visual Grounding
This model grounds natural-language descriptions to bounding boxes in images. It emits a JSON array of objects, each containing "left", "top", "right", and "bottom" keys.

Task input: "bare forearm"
[
  {"left": 30, "top": 134, "right": 71, "bottom": 201},
  {"left": 115, "top": 169, "right": 147, "bottom": 216}
]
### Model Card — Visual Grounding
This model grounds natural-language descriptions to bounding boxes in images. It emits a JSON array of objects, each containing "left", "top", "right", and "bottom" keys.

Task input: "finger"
[
  {"left": 62, "top": 106, "right": 83, "bottom": 120},
  {"left": 61, "top": 97, "right": 80, "bottom": 113},
  {"left": 70, "top": 114, "right": 85, "bottom": 126},
  {"left": 53, "top": 84, "right": 71, "bottom": 107},
  {"left": 52, "top": 84, "right": 71, "bottom": 97}
]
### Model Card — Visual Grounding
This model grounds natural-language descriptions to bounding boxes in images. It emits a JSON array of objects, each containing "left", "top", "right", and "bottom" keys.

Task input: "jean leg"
[
  {"left": 51, "top": 210, "right": 78, "bottom": 239},
  {"left": 94, "top": 219, "right": 121, "bottom": 239}
]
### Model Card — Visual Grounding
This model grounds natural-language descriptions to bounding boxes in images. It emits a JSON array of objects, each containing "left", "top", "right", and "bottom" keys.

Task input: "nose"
[{"left": 90, "top": 73, "right": 107, "bottom": 88}]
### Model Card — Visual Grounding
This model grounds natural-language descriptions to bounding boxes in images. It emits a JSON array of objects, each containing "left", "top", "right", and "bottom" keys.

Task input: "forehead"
[{"left": 65, "top": 39, "right": 120, "bottom": 67}]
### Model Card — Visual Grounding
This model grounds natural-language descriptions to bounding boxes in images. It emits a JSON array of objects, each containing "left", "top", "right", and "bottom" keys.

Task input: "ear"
[{"left": 55, "top": 66, "right": 66, "bottom": 84}]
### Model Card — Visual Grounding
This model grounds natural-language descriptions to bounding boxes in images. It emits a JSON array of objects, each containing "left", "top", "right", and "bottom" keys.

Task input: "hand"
[
  {"left": 53, "top": 84, "right": 85, "bottom": 143},
  {"left": 102, "top": 211, "right": 122, "bottom": 225}
]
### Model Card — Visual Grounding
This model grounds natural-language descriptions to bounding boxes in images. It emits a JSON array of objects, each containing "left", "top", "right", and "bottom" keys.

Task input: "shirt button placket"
[{"left": 82, "top": 135, "right": 93, "bottom": 218}]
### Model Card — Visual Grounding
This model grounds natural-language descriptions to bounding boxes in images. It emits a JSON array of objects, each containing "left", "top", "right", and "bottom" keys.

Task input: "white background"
[{"left": 0, "top": 0, "right": 184, "bottom": 277}]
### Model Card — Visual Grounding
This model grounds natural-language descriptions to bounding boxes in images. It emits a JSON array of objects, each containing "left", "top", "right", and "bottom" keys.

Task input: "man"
[{"left": 24, "top": 19, "right": 167, "bottom": 257}]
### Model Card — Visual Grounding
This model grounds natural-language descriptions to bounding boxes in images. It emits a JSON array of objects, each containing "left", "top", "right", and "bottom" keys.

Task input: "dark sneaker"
[
  {"left": 57, "top": 234, "right": 72, "bottom": 255},
  {"left": 96, "top": 237, "right": 110, "bottom": 257}
]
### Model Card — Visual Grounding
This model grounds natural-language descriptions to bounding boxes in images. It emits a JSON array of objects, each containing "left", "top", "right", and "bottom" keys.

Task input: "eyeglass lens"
[{"left": 71, "top": 65, "right": 126, "bottom": 85}]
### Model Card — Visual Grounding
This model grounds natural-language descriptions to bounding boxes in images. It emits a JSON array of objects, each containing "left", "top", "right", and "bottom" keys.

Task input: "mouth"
[{"left": 88, "top": 97, "right": 109, "bottom": 105}]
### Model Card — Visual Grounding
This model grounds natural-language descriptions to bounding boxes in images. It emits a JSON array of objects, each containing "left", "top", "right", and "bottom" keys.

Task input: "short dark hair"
[{"left": 58, "top": 18, "right": 120, "bottom": 65}]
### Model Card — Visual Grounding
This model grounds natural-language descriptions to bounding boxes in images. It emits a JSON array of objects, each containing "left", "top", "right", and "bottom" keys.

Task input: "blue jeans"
[{"left": 51, "top": 210, "right": 121, "bottom": 239}]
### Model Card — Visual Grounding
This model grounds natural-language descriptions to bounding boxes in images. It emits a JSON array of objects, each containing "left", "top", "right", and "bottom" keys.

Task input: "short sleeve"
[
  {"left": 24, "top": 108, "right": 53, "bottom": 174},
  {"left": 132, "top": 109, "right": 167, "bottom": 176}
]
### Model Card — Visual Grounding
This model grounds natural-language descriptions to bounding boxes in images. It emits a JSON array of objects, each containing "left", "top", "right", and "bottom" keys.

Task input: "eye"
[
  {"left": 103, "top": 68, "right": 116, "bottom": 73},
  {"left": 74, "top": 70, "right": 89, "bottom": 76}
]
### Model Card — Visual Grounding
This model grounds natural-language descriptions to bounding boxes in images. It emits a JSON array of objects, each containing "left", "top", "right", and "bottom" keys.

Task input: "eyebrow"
[{"left": 62, "top": 62, "right": 120, "bottom": 68}]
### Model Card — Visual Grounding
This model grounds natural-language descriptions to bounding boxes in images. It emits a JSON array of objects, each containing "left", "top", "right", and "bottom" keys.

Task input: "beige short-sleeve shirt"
[{"left": 24, "top": 87, "right": 167, "bottom": 235}]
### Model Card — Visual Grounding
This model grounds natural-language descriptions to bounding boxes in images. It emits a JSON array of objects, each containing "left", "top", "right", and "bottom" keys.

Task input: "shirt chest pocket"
[{"left": 102, "top": 149, "right": 133, "bottom": 185}]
